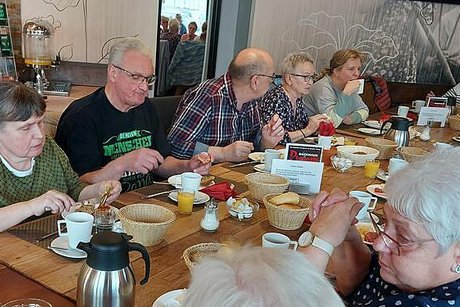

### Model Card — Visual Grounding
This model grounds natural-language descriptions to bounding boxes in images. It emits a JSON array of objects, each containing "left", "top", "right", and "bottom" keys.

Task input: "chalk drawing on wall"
[{"left": 280, "top": 11, "right": 399, "bottom": 74}]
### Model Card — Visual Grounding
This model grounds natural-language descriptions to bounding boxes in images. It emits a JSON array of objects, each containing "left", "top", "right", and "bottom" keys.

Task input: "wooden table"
[{"left": 0, "top": 118, "right": 458, "bottom": 306}]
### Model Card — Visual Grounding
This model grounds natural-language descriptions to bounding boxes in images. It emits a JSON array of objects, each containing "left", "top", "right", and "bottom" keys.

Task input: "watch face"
[{"left": 298, "top": 231, "right": 313, "bottom": 247}]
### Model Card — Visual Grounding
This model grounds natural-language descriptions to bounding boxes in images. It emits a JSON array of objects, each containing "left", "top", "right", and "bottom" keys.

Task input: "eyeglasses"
[
  {"left": 369, "top": 213, "right": 434, "bottom": 256},
  {"left": 112, "top": 64, "right": 157, "bottom": 85},
  {"left": 289, "top": 73, "right": 317, "bottom": 83},
  {"left": 253, "top": 73, "right": 277, "bottom": 83}
]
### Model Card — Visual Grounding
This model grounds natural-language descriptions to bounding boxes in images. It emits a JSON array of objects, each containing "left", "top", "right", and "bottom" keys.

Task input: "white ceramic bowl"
[{"left": 336, "top": 145, "right": 379, "bottom": 167}]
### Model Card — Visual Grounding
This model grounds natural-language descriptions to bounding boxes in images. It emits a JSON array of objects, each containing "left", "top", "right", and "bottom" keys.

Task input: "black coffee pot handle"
[{"left": 128, "top": 242, "right": 151, "bottom": 285}]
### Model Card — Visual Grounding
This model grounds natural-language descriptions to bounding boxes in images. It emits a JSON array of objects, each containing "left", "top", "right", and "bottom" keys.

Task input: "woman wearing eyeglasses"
[
  {"left": 299, "top": 148, "right": 460, "bottom": 306},
  {"left": 304, "top": 49, "right": 369, "bottom": 127},
  {"left": 258, "top": 52, "right": 329, "bottom": 145}
]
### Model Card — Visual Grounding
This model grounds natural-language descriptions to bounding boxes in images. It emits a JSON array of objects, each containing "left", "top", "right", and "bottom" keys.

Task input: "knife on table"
[
  {"left": 229, "top": 160, "right": 259, "bottom": 168},
  {"left": 141, "top": 189, "right": 177, "bottom": 199}
]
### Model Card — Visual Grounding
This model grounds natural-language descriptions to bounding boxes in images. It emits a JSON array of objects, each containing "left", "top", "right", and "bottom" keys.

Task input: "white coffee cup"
[
  {"left": 349, "top": 191, "right": 378, "bottom": 220},
  {"left": 388, "top": 157, "right": 409, "bottom": 176},
  {"left": 412, "top": 100, "right": 425, "bottom": 113},
  {"left": 397, "top": 106, "right": 409, "bottom": 117},
  {"left": 262, "top": 232, "right": 298, "bottom": 250},
  {"left": 181, "top": 172, "right": 202, "bottom": 193},
  {"left": 262, "top": 149, "right": 282, "bottom": 172},
  {"left": 57, "top": 212, "right": 94, "bottom": 249},
  {"left": 318, "top": 135, "right": 333, "bottom": 150},
  {"left": 357, "top": 79, "right": 365, "bottom": 94}
]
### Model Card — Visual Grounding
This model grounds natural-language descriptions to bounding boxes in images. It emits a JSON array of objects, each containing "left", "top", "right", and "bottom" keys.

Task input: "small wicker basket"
[
  {"left": 118, "top": 204, "right": 175, "bottom": 246},
  {"left": 400, "top": 147, "right": 430, "bottom": 163},
  {"left": 182, "top": 242, "right": 226, "bottom": 272},
  {"left": 449, "top": 115, "right": 460, "bottom": 130},
  {"left": 245, "top": 173, "right": 289, "bottom": 202},
  {"left": 364, "top": 138, "right": 398, "bottom": 160},
  {"left": 263, "top": 193, "right": 311, "bottom": 230}
]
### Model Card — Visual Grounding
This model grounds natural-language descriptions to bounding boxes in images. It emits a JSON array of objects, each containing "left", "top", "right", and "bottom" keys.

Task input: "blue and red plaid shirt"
[{"left": 167, "top": 73, "right": 262, "bottom": 159}]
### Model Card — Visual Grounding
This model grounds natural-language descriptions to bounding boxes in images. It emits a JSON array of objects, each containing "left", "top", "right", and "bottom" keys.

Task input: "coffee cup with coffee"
[{"left": 262, "top": 232, "right": 298, "bottom": 250}]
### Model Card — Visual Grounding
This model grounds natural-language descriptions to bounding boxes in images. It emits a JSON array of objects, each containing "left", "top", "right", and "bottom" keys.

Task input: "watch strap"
[{"left": 311, "top": 236, "right": 334, "bottom": 256}]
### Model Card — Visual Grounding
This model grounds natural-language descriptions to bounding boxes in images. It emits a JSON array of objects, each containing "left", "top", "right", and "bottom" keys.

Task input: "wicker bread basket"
[
  {"left": 245, "top": 173, "right": 289, "bottom": 202},
  {"left": 182, "top": 242, "right": 226, "bottom": 272},
  {"left": 263, "top": 193, "right": 311, "bottom": 230},
  {"left": 118, "top": 204, "right": 175, "bottom": 246},
  {"left": 449, "top": 115, "right": 460, "bottom": 130},
  {"left": 364, "top": 138, "right": 398, "bottom": 160},
  {"left": 400, "top": 147, "right": 430, "bottom": 163}
]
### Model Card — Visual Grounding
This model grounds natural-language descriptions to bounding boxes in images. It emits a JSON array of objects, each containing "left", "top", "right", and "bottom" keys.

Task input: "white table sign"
[
  {"left": 416, "top": 107, "right": 449, "bottom": 127},
  {"left": 271, "top": 159, "right": 323, "bottom": 194}
]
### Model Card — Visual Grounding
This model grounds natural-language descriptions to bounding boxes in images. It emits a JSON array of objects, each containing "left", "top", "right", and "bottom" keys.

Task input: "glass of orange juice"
[
  {"left": 177, "top": 188, "right": 195, "bottom": 214},
  {"left": 364, "top": 160, "right": 380, "bottom": 179}
]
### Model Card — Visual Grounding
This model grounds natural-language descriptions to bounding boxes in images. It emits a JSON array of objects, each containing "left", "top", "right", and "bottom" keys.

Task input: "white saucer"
[
  {"left": 358, "top": 127, "right": 381, "bottom": 135},
  {"left": 152, "top": 289, "right": 186, "bottom": 307},
  {"left": 367, "top": 184, "right": 387, "bottom": 199},
  {"left": 49, "top": 236, "right": 87, "bottom": 259},
  {"left": 168, "top": 191, "right": 210, "bottom": 204},
  {"left": 453, "top": 136, "right": 460, "bottom": 142},
  {"left": 376, "top": 169, "right": 389, "bottom": 181},
  {"left": 248, "top": 152, "right": 264, "bottom": 161},
  {"left": 253, "top": 163, "right": 269, "bottom": 173},
  {"left": 363, "top": 120, "right": 382, "bottom": 129},
  {"left": 409, "top": 108, "right": 420, "bottom": 114}
]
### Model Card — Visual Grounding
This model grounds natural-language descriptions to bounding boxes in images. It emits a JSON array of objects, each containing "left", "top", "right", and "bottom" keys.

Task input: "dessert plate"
[
  {"left": 152, "top": 289, "right": 186, "bottom": 307},
  {"left": 367, "top": 184, "right": 387, "bottom": 199},
  {"left": 358, "top": 128, "right": 381, "bottom": 135}
]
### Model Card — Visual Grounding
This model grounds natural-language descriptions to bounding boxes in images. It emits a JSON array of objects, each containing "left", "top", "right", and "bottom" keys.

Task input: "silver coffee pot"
[
  {"left": 77, "top": 232, "right": 150, "bottom": 307},
  {"left": 380, "top": 116, "right": 413, "bottom": 148}
]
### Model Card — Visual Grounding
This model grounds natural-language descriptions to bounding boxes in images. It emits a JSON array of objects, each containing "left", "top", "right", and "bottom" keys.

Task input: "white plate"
[
  {"left": 356, "top": 220, "right": 377, "bottom": 245},
  {"left": 452, "top": 136, "right": 460, "bottom": 142},
  {"left": 49, "top": 236, "right": 87, "bottom": 259},
  {"left": 62, "top": 204, "right": 119, "bottom": 219},
  {"left": 253, "top": 163, "right": 268, "bottom": 173},
  {"left": 376, "top": 169, "right": 389, "bottom": 182},
  {"left": 363, "top": 120, "right": 382, "bottom": 129},
  {"left": 357, "top": 127, "right": 382, "bottom": 135},
  {"left": 152, "top": 289, "right": 186, "bottom": 307},
  {"left": 367, "top": 184, "right": 387, "bottom": 199},
  {"left": 168, "top": 191, "right": 210, "bottom": 205},
  {"left": 248, "top": 152, "right": 264, "bottom": 161}
]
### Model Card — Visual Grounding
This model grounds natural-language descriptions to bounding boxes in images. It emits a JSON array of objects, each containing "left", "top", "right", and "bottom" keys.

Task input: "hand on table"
[
  {"left": 426, "top": 90, "right": 435, "bottom": 101},
  {"left": 223, "top": 141, "right": 254, "bottom": 162},
  {"left": 342, "top": 114, "right": 354, "bottom": 125},
  {"left": 27, "top": 190, "right": 75, "bottom": 215},
  {"left": 306, "top": 114, "right": 330, "bottom": 134},
  {"left": 189, "top": 152, "right": 213, "bottom": 174}
]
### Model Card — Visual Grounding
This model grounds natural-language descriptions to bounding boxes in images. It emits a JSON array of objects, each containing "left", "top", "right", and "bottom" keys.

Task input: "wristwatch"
[{"left": 298, "top": 231, "right": 334, "bottom": 256}]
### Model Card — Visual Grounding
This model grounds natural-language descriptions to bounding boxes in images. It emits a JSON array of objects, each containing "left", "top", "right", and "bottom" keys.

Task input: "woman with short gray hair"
[
  {"left": 303, "top": 148, "right": 460, "bottom": 305},
  {"left": 258, "top": 52, "right": 329, "bottom": 145},
  {"left": 0, "top": 82, "right": 121, "bottom": 232},
  {"left": 183, "top": 246, "right": 344, "bottom": 307}
]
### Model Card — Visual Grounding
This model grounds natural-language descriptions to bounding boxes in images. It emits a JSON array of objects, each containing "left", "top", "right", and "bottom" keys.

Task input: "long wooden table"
[{"left": 0, "top": 116, "right": 458, "bottom": 306}]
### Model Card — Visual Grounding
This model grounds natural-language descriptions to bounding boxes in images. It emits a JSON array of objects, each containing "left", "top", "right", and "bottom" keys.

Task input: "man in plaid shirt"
[{"left": 167, "top": 48, "right": 284, "bottom": 163}]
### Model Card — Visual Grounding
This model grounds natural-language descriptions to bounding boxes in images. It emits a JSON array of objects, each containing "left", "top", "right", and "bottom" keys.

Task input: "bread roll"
[
  {"left": 278, "top": 204, "right": 302, "bottom": 209},
  {"left": 270, "top": 192, "right": 300, "bottom": 205}
]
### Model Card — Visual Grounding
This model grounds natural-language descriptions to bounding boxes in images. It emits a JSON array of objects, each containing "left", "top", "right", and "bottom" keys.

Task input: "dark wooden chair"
[{"left": 150, "top": 95, "right": 183, "bottom": 133}]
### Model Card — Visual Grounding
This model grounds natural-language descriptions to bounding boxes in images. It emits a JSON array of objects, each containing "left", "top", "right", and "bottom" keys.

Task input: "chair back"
[{"left": 150, "top": 96, "right": 182, "bottom": 133}]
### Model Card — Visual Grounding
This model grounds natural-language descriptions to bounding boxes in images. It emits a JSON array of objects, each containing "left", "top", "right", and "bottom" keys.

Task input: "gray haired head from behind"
[
  {"left": 108, "top": 38, "right": 153, "bottom": 67},
  {"left": 385, "top": 147, "right": 460, "bottom": 253},
  {"left": 182, "top": 246, "right": 344, "bottom": 307}
]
